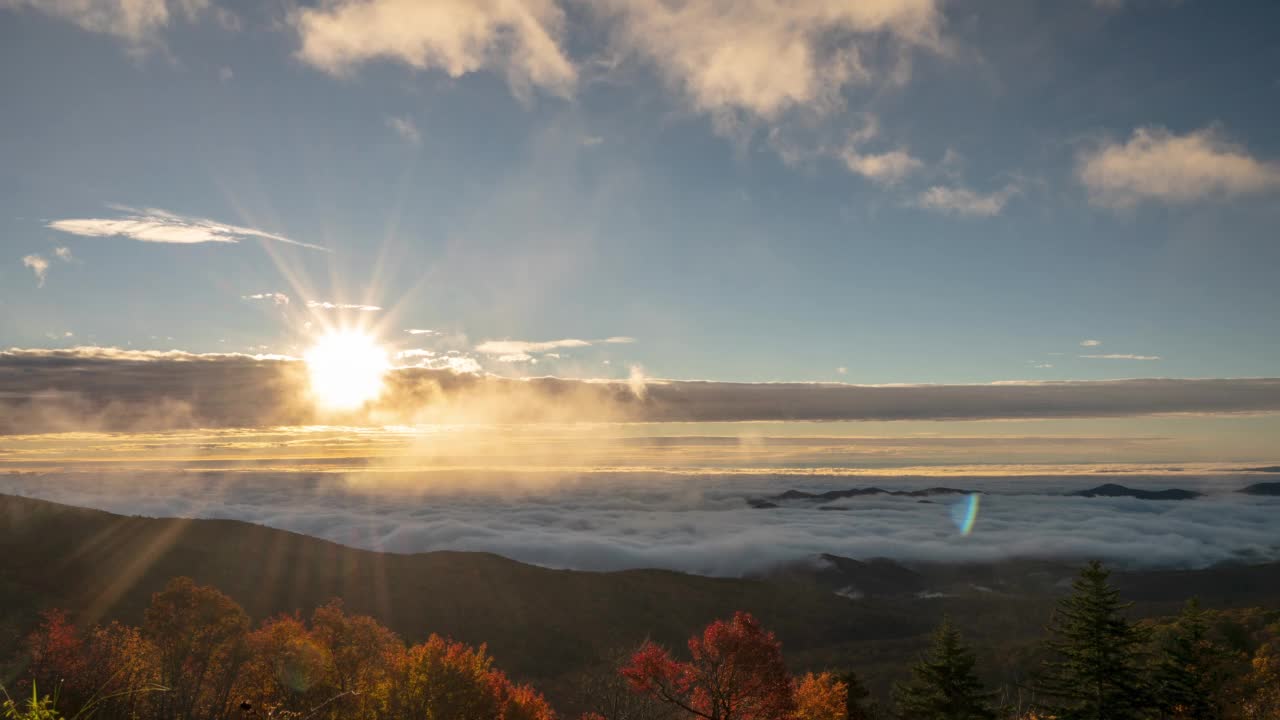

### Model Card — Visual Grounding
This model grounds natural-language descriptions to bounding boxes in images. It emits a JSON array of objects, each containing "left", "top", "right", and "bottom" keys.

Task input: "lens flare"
[
  {"left": 304, "top": 331, "right": 389, "bottom": 410},
  {"left": 950, "top": 492, "right": 982, "bottom": 536}
]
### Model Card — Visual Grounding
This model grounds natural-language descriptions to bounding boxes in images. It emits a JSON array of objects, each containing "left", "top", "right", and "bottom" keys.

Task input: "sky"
[{"left": 2, "top": 0, "right": 1278, "bottom": 387}]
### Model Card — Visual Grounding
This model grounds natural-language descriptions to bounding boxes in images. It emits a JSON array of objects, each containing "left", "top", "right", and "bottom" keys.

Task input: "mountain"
[
  {"left": 1240, "top": 482, "right": 1280, "bottom": 495},
  {"left": 752, "top": 486, "right": 974, "bottom": 506},
  {"left": 4, "top": 493, "right": 1280, "bottom": 706},
  {"left": 1069, "top": 483, "right": 1202, "bottom": 500},
  {"left": 0, "top": 493, "right": 925, "bottom": 696},
  {"left": 1242, "top": 466, "right": 1280, "bottom": 473}
]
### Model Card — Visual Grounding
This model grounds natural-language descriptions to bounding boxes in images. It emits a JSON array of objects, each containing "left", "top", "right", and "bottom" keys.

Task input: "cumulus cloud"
[
  {"left": 915, "top": 184, "right": 1020, "bottom": 217},
  {"left": 842, "top": 148, "right": 924, "bottom": 185},
  {"left": 48, "top": 205, "right": 327, "bottom": 251},
  {"left": 53, "top": 246, "right": 73, "bottom": 262},
  {"left": 243, "top": 292, "right": 290, "bottom": 306},
  {"left": 1081, "top": 354, "right": 1161, "bottom": 361},
  {"left": 1079, "top": 126, "right": 1280, "bottom": 208},
  {"left": 385, "top": 115, "right": 421, "bottom": 145},
  {"left": 596, "top": 0, "right": 942, "bottom": 120},
  {"left": 292, "top": 0, "right": 577, "bottom": 98},
  {"left": 3, "top": 469, "right": 1276, "bottom": 575},
  {"left": 22, "top": 254, "right": 50, "bottom": 287},
  {"left": 306, "top": 300, "right": 381, "bottom": 311},
  {"left": 3, "top": 347, "right": 1280, "bottom": 434}
]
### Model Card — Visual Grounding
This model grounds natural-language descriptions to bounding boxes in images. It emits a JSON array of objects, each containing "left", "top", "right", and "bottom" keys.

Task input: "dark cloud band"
[{"left": 2, "top": 348, "right": 1279, "bottom": 434}]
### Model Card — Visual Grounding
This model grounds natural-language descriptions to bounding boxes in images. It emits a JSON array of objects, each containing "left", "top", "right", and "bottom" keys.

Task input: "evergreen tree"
[
  {"left": 1035, "top": 560, "right": 1153, "bottom": 720},
  {"left": 892, "top": 617, "right": 996, "bottom": 720},
  {"left": 837, "top": 669, "right": 875, "bottom": 720},
  {"left": 1152, "top": 599, "right": 1229, "bottom": 720}
]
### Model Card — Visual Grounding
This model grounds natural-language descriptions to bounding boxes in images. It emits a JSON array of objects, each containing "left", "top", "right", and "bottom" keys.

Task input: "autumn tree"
[
  {"left": 1035, "top": 561, "right": 1153, "bottom": 720},
  {"left": 795, "top": 672, "right": 847, "bottom": 720},
  {"left": 1152, "top": 599, "right": 1232, "bottom": 720},
  {"left": 621, "top": 611, "right": 795, "bottom": 720},
  {"left": 237, "top": 614, "right": 332, "bottom": 718},
  {"left": 307, "top": 599, "right": 403, "bottom": 719},
  {"left": 892, "top": 618, "right": 995, "bottom": 720},
  {"left": 21, "top": 610, "right": 88, "bottom": 714},
  {"left": 574, "top": 647, "right": 674, "bottom": 720},
  {"left": 79, "top": 621, "right": 163, "bottom": 720},
  {"left": 143, "top": 577, "right": 250, "bottom": 720}
]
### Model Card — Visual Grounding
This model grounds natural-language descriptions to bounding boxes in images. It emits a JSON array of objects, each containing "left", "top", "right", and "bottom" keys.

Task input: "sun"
[{"left": 304, "top": 331, "right": 390, "bottom": 410}]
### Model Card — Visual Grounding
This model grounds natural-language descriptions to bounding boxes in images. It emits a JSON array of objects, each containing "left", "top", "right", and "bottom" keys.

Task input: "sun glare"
[{"left": 304, "top": 331, "right": 390, "bottom": 410}]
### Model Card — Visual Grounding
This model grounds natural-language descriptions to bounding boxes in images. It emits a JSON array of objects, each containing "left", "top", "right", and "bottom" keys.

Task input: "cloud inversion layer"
[
  {"left": 3, "top": 347, "right": 1280, "bottom": 434},
  {"left": 2, "top": 470, "right": 1276, "bottom": 574}
]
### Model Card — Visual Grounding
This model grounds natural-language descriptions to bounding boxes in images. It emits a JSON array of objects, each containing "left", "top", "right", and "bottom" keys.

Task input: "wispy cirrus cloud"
[
  {"left": 291, "top": 0, "right": 577, "bottom": 98},
  {"left": 306, "top": 301, "right": 382, "bottom": 312},
  {"left": 1079, "top": 126, "right": 1280, "bottom": 208},
  {"left": 243, "top": 292, "right": 291, "bottom": 306},
  {"left": 1081, "top": 354, "right": 1161, "bottom": 361},
  {"left": 48, "top": 206, "right": 327, "bottom": 251},
  {"left": 476, "top": 336, "right": 636, "bottom": 363},
  {"left": 915, "top": 183, "right": 1020, "bottom": 217},
  {"left": 386, "top": 115, "right": 421, "bottom": 145}
]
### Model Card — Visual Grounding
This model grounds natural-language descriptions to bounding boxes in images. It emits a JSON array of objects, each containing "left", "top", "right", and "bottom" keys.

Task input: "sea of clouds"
[{"left": 2, "top": 470, "right": 1276, "bottom": 575}]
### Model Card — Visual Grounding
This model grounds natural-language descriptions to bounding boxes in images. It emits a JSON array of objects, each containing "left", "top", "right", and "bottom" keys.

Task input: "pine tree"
[
  {"left": 892, "top": 617, "right": 996, "bottom": 720},
  {"left": 1035, "top": 560, "right": 1153, "bottom": 720},
  {"left": 1152, "top": 599, "right": 1229, "bottom": 720}
]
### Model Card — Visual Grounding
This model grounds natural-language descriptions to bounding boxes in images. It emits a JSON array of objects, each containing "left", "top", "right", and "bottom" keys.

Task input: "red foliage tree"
[
  {"left": 23, "top": 609, "right": 89, "bottom": 710},
  {"left": 621, "top": 612, "right": 795, "bottom": 720}
]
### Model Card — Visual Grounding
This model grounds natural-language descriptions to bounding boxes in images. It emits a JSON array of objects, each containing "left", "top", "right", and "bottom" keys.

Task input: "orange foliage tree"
[
  {"left": 793, "top": 672, "right": 847, "bottom": 720},
  {"left": 621, "top": 612, "right": 795, "bottom": 720}
]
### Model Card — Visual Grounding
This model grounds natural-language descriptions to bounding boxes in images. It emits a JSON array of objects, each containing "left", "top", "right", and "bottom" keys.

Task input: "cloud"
[
  {"left": 836, "top": 367, "right": 848, "bottom": 375},
  {"left": 243, "top": 292, "right": 291, "bottom": 306},
  {"left": 915, "top": 184, "right": 1019, "bottom": 217},
  {"left": 1081, "top": 354, "right": 1161, "bottom": 361},
  {"left": 476, "top": 336, "right": 635, "bottom": 363},
  {"left": 1080, "top": 339, "right": 1102, "bottom": 347},
  {"left": 48, "top": 205, "right": 327, "bottom": 251},
  {"left": 218, "top": 66, "right": 233, "bottom": 82},
  {"left": 3, "top": 347, "right": 1279, "bottom": 434},
  {"left": 4, "top": 468, "right": 1277, "bottom": 575},
  {"left": 386, "top": 115, "right": 421, "bottom": 145},
  {"left": 595, "top": 0, "right": 943, "bottom": 120},
  {"left": 53, "top": 246, "right": 73, "bottom": 262},
  {"left": 842, "top": 148, "right": 924, "bottom": 185},
  {"left": 22, "top": 254, "right": 49, "bottom": 287},
  {"left": 291, "top": 0, "right": 577, "bottom": 98},
  {"left": 0, "top": 0, "right": 202, "bottom": 48},
  {"left": 306, "top": 301, "right": 382, "bottom": 311},
  {"left": 406, "top": 329, "right": 437, "bottom": 336},
  {"left": 1078, "top": 126, "right": 1280, "bottom": 208},
  {"left": 396, "top": 349, "right": 484, "bottom": 374}
]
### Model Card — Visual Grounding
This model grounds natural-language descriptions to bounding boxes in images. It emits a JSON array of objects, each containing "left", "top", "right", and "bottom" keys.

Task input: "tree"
[
  {"left": 834, "top": 669, "right": 875, "bottom": 720},
  {"left": 22, "top": 610, "right": 87, "bottom": 714},
  {"left": 386, "top": 635, "right": 500, "bottom": 719},
  {"left": 237, "top": 614, "right": 332, "bottom": 718},
  {"left": 1035, "top": 560, "right": 1153, "bottom": 720},
  {"left": 143, "top": 577, "right": 250, "bottom": 720},
  {"left": 795, "top": 672, "right": 847, "bottom": 720},
  {"left": 892, "top": 618, "right": 995, "bottom": 720},
  {"left": 621, "top": 612, "right": 795, "bottom": 720},
  {"left": 1152, "top": 599, "right": 1231, "bottom": 720}
]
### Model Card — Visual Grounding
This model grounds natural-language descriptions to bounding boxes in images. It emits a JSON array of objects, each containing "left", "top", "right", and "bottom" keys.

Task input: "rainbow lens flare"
[{"left": 950, "top": 492, "right": 982, "bottom": 536}]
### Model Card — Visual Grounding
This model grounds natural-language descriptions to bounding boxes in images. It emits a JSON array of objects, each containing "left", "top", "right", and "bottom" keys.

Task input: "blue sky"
[{"left": 3, "top": 0, "right": 1279, "bottom": 385}]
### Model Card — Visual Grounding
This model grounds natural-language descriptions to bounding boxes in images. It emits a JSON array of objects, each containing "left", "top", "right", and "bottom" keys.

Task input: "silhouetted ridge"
[
  {"left": 1070, "top": 484, "right": 1201, "bottom": 500},
  {"left": 1239, "top": 482, "right": 1280, "bottom": 496}
]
